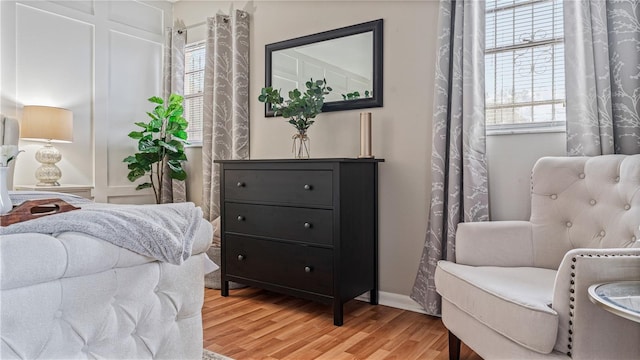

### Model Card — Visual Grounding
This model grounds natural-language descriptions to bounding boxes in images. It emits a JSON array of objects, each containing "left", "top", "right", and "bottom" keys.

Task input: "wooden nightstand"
[{"left": 14, "top": 184, "right": 94, "bottom": 199}]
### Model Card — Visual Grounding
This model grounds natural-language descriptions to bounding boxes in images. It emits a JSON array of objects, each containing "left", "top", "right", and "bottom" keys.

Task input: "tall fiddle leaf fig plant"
[{"left": 123, "top": 93, "right": 188, "bottom": 204}]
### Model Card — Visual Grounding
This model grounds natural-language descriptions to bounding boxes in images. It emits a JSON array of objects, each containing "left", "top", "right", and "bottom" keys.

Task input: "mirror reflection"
[
  {"left": 265, "top": 19, "right": 383, "bottom": 116},
  {"left": 272, "top": 32, "right": 373, "bottom": 103}
]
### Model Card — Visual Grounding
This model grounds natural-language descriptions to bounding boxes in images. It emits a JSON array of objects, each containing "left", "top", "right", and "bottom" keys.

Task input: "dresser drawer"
[
  {"left": 224, "top": 170, "right": 332, "bottom": 206},
  {"left": 225, "top": 203, "right": 333, "bottom": 246},
  {"left": 225, "top": 235, "right": 333, "bottom": 295}
]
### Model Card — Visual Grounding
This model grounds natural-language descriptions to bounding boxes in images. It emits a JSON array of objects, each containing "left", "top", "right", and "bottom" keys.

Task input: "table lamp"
[{"left": 20, "top": 105, "right": 73, "bottom": 186}]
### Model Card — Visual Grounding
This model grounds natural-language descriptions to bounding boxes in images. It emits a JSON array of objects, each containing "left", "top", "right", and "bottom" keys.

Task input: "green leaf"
[
  {"left": 148, "top": 96, "right": 164, "bottom": 104},
  {"left": 146, "top": 112, "right": 159, "bottom": 121},
  {"left": 136, "top": 182, "right": 153, "bottom": 190},
  {"left": 170, "top": 169, "right": 187, "bottom": 181},
  {"left": 165, "top": 123, "right": 177, "bottom": 133},
  {"left": 169, "top": 139, "right": 185, "bottom": 149},
  {"left": 128, "top": 131, "right": 144, "bottom": 139},
  {"left": 150, "top": 118, "right": 162, "bottom": 129},
  {"left": 154, "top": 105, "right": 166, "bottom": 119},
  {"left": 138, "top": 137, "right": 159, "bottom": 152},
  {"left": 173, "top": 116, "right": 188, "bottom": 127},
  {"left": 123, "top": 155, "right": 137, "bottom": 163},
  {"left": 168, "top": 93, "right": 184, "bottom": 103},
  {"left": 134, "top": 122, "right": 148, "bottom": 129},
  {"left": 172, "top": 130, "right": 188, "bottom": 140},
  {"left": 168, "top": 151, "right": 187, "bottom": 161},
  {"left": 127, "top": 168, "right": 146, "bottom": 182},
  {"left": 169, "top": 107, "right": 184, "bottom": 117},
  {"left": 137, "top": 152, "right": 160, "bottom": 164},
  {"left": 158, "top": 140, "right": 178, "bottom": 152},
  {"left": 167, "top": 160, "right": 181, "bottom": 171}
]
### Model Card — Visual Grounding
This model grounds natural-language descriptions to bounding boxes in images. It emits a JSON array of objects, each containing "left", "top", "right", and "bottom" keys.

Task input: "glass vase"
[
  {"left": 292, "top": 131, "right": 310, "bottom": 159},
  {"left": 0, "top": 167, "right": 12, "bottom": 214}
]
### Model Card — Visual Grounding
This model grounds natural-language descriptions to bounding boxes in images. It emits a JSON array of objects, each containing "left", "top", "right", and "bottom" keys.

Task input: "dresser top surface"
[{"left": 215, "top": 158, "right": 384, "bottom": 164}]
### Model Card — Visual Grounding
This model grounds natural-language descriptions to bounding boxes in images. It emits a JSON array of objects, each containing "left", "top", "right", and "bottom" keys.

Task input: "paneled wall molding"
[
  {"left": 50, "top": 0, "right": 95, "bottom": 16},
  {"left": 108, "top": 0, "right": 164, "bottom": 35},
  {"left": 15, "top": 3, "right": 94, "bottom": 188},
  {"left": 105, "top": 185, "right": 155, "bottom": 204},
  {"left": 1, "top": 0, "right": 172, "bottom": 204},
  {"left": 105, "top": 185, "right": 153, "bottom": 196}
]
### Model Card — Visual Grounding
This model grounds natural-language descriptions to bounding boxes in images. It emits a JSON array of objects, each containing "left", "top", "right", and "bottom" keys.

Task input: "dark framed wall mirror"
[{"left": 264, "top": 19, "right": 383, "bottom": 116}]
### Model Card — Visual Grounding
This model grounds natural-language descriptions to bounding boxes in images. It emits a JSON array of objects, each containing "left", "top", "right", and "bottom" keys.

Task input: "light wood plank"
[{"left": 203, "top": 287, "right": 482, "bottom": 360}]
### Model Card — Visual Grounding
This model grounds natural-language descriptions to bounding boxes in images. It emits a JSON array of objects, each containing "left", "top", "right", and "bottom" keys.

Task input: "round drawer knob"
[
  {"left": 304, "top": 184, "right": 312, "bottom": 190},
  {"left": 236, "top": 182, "right": 245, "bottom": 187},
  {"left": 304, "top": 222, "right": 312, "bottom": 229},
  {"left": 238, "top": 254, "right": 245, "bottom": 261},
  {"left": 304, "top": 266, "right": 312, "bottom": 273},
  {"left": 237, "top": 215, "right": 245, "bottom": 221}
]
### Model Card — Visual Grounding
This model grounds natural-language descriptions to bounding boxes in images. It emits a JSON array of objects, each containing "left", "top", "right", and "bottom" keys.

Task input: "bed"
[{"left": 0, "top": 114, "right": 215, "bottom": 359}]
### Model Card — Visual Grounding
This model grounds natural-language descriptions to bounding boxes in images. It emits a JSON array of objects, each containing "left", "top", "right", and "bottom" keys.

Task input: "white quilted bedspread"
[{"left": 0, "top": 204, "right": 214, "bottom": 359}]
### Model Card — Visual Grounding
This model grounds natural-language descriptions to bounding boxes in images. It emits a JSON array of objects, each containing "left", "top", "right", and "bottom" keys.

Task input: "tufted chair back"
[
  {"left": 0, "top": 115, "right": 20, "bottom": 190},
  {"left": 529, "top": 155, "right": 640, "bottom": 269}
]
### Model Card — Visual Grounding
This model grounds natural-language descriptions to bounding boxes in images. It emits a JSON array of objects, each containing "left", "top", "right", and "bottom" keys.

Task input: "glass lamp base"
[
  {"left": 35, "top": 142, "right": 62, "bottom": 186},
  {"left": 35, "top": 164, "right": 62, "bottom": 186}
]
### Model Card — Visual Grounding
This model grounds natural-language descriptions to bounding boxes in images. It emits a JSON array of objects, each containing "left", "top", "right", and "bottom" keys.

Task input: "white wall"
[
  {"left": 0, "top": 0, "right": 171, "bottom": 204},
  {"left": 175, "top": 0, "right": 439, "bottom": 297},
  {"left": 487, "top": 132, "right": 566, "bottom": 220}
]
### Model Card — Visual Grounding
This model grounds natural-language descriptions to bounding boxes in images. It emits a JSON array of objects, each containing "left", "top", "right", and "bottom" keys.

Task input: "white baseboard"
[{"left": 355, "top": 291, "right": 428, "bottom": 315}]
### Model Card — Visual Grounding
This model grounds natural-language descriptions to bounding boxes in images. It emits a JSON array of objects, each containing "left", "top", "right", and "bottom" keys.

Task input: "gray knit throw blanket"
[{"left": 1, "top": 199, "right": 204, "bottom": 265}]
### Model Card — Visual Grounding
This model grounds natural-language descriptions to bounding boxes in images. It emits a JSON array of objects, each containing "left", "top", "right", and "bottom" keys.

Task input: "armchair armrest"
[
  {"left": 455, "top": 221, "right": 534, "bottom": 267},
  {"left": 552, "top": 248, "right": 640, "bottom": 359}
]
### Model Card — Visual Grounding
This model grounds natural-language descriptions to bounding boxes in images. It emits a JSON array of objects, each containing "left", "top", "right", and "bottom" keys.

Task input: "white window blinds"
[
  {"left": 184, "top": 42, "right": 205, "bottom": 144},
  {"left": 485, "top": 0, "right": 565, "bottom": 131}
]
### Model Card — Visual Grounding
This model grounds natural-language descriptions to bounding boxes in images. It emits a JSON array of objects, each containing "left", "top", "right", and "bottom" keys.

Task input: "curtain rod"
[{"left": 181, "top": 11, "right": 247, "bottom": 30}]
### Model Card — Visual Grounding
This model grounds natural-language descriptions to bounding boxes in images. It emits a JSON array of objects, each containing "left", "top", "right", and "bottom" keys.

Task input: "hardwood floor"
[{"left": 202, "top": 287, "right": 482, "bottom": 360}]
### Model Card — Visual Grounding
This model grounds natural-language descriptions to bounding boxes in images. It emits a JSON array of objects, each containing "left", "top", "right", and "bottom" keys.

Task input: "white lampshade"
[{"left": 21, "top": 105, "right": 73, "bottom": 143}]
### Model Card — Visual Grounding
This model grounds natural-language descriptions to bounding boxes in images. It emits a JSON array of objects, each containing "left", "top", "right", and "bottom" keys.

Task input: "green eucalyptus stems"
[
  {"left": 258, "top": 78, "right": 332, "bottom": 133},
  {"left": 123, "top": 93, "right": 188, "bottom": 204},
  {"left": 342, "top": 90, "right": 371, "bottom": 100}
]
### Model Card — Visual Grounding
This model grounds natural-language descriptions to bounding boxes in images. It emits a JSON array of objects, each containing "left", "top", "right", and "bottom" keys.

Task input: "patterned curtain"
[
  {"left": 410, "top": 0, "right": 488, "bottom": 316},
  {"left": 564, "top": 0, "right": 640, "bottom": 155},
  {"left": 160, "top": 20, "right": 187, "bottom": 203},
  {"left": 202, "top": 11, "right": 250, "bottom": 221}
]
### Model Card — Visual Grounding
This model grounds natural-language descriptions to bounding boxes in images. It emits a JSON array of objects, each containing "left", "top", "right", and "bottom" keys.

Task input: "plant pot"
[{"left": 292, "top": 131, "right": 310, "bottom": 159}]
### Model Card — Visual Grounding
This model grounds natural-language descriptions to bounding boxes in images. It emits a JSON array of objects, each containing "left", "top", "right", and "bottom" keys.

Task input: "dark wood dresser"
[{"left": 215, "top": 158, "right": 383, "bottom": 325}]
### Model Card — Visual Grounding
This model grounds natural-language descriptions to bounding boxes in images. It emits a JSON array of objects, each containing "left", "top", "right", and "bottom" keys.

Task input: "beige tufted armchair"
[{"left": 436, "top": 155, "right": 640, "bottom": 360}]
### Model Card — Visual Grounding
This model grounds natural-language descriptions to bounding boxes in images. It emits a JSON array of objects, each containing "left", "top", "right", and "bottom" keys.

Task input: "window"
[
  {"left": 485, "top": 0, "right": 565, "bottom": 133},
  {"left": 184, "top": 42, "right": 205, "bottom": 145}
]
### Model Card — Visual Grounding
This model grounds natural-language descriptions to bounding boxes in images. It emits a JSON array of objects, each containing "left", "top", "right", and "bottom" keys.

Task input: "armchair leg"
[{"left": 448, "top": 331, "right": 461, "bottom": 360}]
